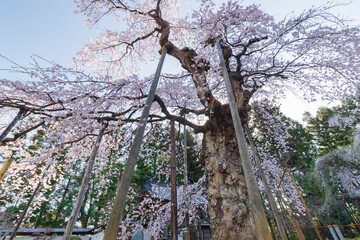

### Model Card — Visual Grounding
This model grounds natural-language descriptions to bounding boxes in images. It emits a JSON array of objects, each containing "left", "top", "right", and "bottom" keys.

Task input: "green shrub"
[{"left": 70, "top": 236, "right": 82, "bottom": 240}]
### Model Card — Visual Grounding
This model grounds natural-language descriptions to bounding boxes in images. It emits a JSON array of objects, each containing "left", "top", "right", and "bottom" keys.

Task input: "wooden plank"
[
  {"left": 170, "top": 118, "right": 178, "bottom": 240},
  {"left": 244, "top": 124, "right": 288, "bottom": 240},
  {"left": 216, "top": 40, "right": 271, "bottom": 240}
]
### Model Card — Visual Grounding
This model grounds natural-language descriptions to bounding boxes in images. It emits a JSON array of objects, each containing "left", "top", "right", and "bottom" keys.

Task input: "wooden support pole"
[
  {"left": 216, "top": 40, "right": 271, "bottom": 240},
  {"left": 0, "top": 106, "right": 26, "bottom": 183},
  {"left": 0, "top": 158, "right": 14, "bottom": 182},
  {"left": 9, "top": 165, "right": 50, "bottom": 240},
  {"left": 62, "top": 125, "right": 107, "bottom": 240},
  {"left": 277, "top": 189, "right": 302, "bottom": 239},
  {"left": 244, "top": 124, "right": 288, "bottom": 240},
  {"left": 170, "top": 118, "right": 178, "bottom": 240},
  {"left": 103, "top": 47, "right": 167, "bottom": 240},
  {"left": 294, "top": 220, "right": 306, "bottom": 240},
  {"left": 183, "top": 114, "right": 190, "bottom": 240},
  {"left": 0, "top": 106, "right": 26, "bottom": 144},
  {"left": 285, "top": 165, "right": 323, "bottom": 240}
]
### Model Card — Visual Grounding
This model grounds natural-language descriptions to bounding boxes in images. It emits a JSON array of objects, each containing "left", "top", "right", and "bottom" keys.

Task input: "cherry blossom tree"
[
  {"left": 71, "top": 0, "right": 360, "bottom": 238},
  {"left": 1, "top": 0, "right": 360, "bottom": 239},
  {"left": 315, "top": 95, "right": 360, "bottom": 212}
]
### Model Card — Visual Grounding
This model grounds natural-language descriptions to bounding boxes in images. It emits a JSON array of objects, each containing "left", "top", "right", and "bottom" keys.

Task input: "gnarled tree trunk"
[{"left": 200, "top": 112, "right": 256, "bottom": 240}]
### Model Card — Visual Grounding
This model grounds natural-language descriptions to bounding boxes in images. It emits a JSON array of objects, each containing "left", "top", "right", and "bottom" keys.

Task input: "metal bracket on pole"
[{"left": 216, "top": 40, "right": 271, "bottom": 240}]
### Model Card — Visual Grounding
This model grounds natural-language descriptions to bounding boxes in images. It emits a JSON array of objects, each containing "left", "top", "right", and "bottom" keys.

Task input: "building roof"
[{"left": 144, "top": 177, "right": 172, "bottom": 200}]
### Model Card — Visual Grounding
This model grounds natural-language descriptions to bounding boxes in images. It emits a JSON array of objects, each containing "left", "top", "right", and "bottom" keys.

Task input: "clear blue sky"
[
  {"left": 0, "top": 0, "right": 101, "bottom": 66},
  {"left": 1, "top": 0, "right": 359, "bottom": 122},
  {"left": 1, "top": 0, "right": 359, "bottom": 66}
]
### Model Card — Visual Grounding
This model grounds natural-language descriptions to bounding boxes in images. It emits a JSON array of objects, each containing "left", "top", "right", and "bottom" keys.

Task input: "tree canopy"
[{"left": 1, "top": 1, "right": 360, "bottom": 239}]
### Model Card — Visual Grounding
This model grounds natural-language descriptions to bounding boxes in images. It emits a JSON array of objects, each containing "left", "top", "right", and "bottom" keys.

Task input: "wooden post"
[
  {"left": 62, "top": 125, "right": 107, "bottom": 240},
  {"left": 0, "top": 106, "right": 26, "bottom": 144},
  {"left": 294, "top": 220, "right": 306, "bottom": 240},
  {"left": 244, "top": 124, "right": 288, "bottom": 240},
  {"left": 9, "top": 165, "right": 50, "bottom": 240},
  {"left": 182, "top": 113, "right": 190, "bottom": 240},
  {"left": 170, "top": 118, "right": 178, "bottom": 240},
  {"left": 277, "top": 189, "right": 303, "bottom": 239},
  {"left": 216, "top": 40, "right": 272, "bottom": 239},
  {"left": 0, "top": 158, "right": 14, "bottom": 182},
  {"left": 103, "top": 47, "right": 167, "bottom": 240},
  {"left": 285, "top": 165, "right": 323, "bottom": 240}
]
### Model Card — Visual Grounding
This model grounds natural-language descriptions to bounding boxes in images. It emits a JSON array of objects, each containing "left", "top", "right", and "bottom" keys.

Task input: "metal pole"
[
  {"left": 244, "top": 124, "right": 288, "bottom": 240},
  {"left": 183, "top": 114, "right": 190, "bottom": 240},
  {"left": 216, "top": 40, "right": 271, "bottom": 239},
  {"left": 103, "top": 47, "right": 167, "bottom": 240},
  {"left": 0, "top": 106, "right": 26, "bottom": 144},
  {"left": 285, "top": 165, "right": 323, "bottom": 240},
  {"left": 170, "top": 118, "right": 178, "bottom": 240}
]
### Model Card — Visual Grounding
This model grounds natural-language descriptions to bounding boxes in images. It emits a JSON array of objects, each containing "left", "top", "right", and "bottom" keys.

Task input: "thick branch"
[
  {"left": 153, "top": 95, "right": 205, "bottom": 133},
  {"left": 1, "top": 121, "right": 45, "bottom": 145},
  {"left": 148, "top": 12, "right": 221, "bottom": 113}
]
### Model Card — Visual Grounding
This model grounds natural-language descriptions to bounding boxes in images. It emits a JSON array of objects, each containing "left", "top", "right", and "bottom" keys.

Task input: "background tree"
[{"left": 304, "top": 94, "right": 360, "bottom": 156}]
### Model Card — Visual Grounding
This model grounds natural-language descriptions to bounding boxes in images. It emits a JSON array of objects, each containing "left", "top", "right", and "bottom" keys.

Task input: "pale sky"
[{"left": 0, "top": 0, "right": 359, "bottom": 123}]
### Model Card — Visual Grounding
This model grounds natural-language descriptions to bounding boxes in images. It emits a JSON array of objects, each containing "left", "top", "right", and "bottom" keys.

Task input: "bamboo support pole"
[
  {"left": 244, "top": 124, "right": 288, "bottom": 240},
  {"left": 0, "top": 106, "right": 26, "bottom": 144},
  {"left": 285, "top": 165, "right": 323, "bottom": 240},
  {"left": 62, "top": 125, "right": 107, "bottom": 240},
  {"left": 0, "top": 158, "right": 14, "bottom": 182},
  {"left": 103, "top": 47, "right": 167, "bottom": 240},
  {"left": 216, "top": 40, "right": 271, "bottom": 240},
  {"left": 278, "top": 189, "right": 304, "bottom": 240}
]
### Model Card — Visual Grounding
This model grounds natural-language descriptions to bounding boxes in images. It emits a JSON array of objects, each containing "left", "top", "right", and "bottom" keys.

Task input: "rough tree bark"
[
  {"left": 200, "top": 110, "right": 258, "bottom": 240},
  {"left": 154, "top": 28, "right": 266, "bottom": 240},
  {"left": 216, "top": 40, "right": 271, "bottom": 240}
]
